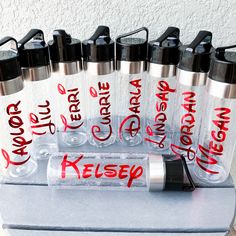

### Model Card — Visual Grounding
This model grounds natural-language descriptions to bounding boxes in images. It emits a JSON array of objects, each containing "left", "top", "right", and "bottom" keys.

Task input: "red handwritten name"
[
  {"left": 90, "top": 82, "right": 112, "bottom": 142},
  {"left": 119, "top": 79, "right": 141, "bottom": 140},
  {"left": 145, "top": 80, "right": 175, "bottom": 148},
  {"left": 171, "top": 91, "right": 196, "bottom": 160},
  {"left": 29, "top": 100, "right": 56, "bottom": 136},
  {"left": 196, "top": 107, "right": 231, "bottom": 174},
  {"left": 57, "top": 84, "right": 84, "bottom": 132},
  {"left": 1, "top": 101, "right": 32, "bottom": 168},
  {"left": 61, "top": 153, "right": 143, "bottom": 187}
]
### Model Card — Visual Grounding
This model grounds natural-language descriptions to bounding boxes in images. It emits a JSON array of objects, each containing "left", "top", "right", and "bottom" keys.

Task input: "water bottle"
[
  {"left": 82, "top": 26, "right": 116, "bottom": 147},
  {"left": 48, "top": 30, "right": 87, "bottom": 147},
  {"left": 194, "top": 45, "right": 236, "bottom": 184},
  {"left": 116, "top": 27, "right": 148, "bottom": 146},
  {"left": 171, "top": 31, "right": 213, "bottom": 162},
  {"left": 47, "top": 152, "right": 195, "bottom": 192},
  {"left": 18, "top": 29, "right": 58, "bottom": 159},
  {"left": 145, "top": 27, "right": 181, "bottom": 153},
  {"left": 0, "top": 37, "right": 37, "bottom": 178}
]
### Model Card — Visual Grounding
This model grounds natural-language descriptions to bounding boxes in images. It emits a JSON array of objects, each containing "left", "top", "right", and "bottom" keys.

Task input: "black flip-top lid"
[
  {"left": 163, "top": 155, "right": 195, "bottom": 191},
  {"left": 18, "top": 29, "right": 49, "bottom": 68},
  {"left": 48, "top": 30, "right": 82, "bottom": 62},
  {"left": 82, "top": 26, "right": 114, "bottom": 62},
  {"left": 178, "top": 30, "right": 213, "bottom": 73},
  {"left": 116, "top": 27, "right": 148, "bottom": 61},
  {"left": 148, "top": 27, "right": 181, "bottom": 65},
  {"left": 0, "top": 37, "right": 21, "bottom": 81},
  {"left": 209, "top": 45, "right": 236, "bottom": 84}
]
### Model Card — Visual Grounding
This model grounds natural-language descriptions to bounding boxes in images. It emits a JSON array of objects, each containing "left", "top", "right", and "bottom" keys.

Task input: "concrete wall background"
[{"left": 0, "top": 0, "right": 235, "bottom": 47}]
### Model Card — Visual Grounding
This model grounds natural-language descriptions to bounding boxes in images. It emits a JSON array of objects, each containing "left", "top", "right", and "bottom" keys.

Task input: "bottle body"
[
  {"left": 52, "top": 70, "right": 87, "bottom": 147},
  {"left": 194, "top": 80, "right": 236, "bottom": 183},
  {"left": 144, "top": 64, "right": 177, "bottom": 153},
  {"left": 86, "top": 68, "right": 117, "bottom": 147},
  {"left": 0, "top": 77, "right": 37, "bottom": 178},
  {"left": 24, "top": 67, "right": 58, "bottom": 159},
  {"left": 171, "top": 70, "right": 206, "bottom": 162},
  {"left": 47, "top": 152, "right": 148, "bottom": 190},
  {"left": 117, "top": 70, "right": 146, "bottom": 146}
]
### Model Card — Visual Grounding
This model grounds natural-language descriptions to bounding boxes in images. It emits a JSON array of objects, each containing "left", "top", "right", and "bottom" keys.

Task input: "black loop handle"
[
  {"left": 89, "top": 25, "right": 110, "bottom": 42},
  {"left": 187, "top": 30, "right": 212, "bottom": 53},
  {"left": 156, "top": 27, "right": 180, "bottom": 47},
  {"left": 180, "top": 155, "right": 195, "bottom": 192},
  {"left": 116, "top": 27, "right": 149, "bottom": 44},
  {"left": 53, "top": 29, "right": 72, "bottom": 44},
  {"left": 216, "top": 44, "right": 236, "bottom": 58},
  {"left": 18, "top": 29, "right": 44, "bottom": 49},
  {"left": 0, "top": 36, "right": 18, "bottom": 52}
]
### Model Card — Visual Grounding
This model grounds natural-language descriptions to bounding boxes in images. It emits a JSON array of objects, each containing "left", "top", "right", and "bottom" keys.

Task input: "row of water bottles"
[{"left": 0, "top": 25, "right": 235, "bottom": 185}]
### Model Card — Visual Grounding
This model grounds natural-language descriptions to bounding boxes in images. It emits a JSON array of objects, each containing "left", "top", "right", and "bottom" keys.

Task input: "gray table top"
[{"left": 0, "top": 144, "right": 235, "bottom": 236}]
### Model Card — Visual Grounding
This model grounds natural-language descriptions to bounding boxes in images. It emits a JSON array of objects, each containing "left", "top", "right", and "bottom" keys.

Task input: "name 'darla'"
[
  {"left": 61, "top": 153, "right": 144, "bottom": 187},
  {"left": 1, "top": 101, "right": 32, "bottom": 168},
  {"left": 196, "top": 107, "right": 231, "bottom": 174},
  {"left": 119, "top": 79, "right": 142, "bottom": 139},
  {"left": 145, "top": 80, "right": 175, "bottom": 148}
]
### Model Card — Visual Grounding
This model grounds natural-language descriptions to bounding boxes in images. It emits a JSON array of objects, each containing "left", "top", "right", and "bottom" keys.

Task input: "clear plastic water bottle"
[
  {"left": 48, "top": 30, "right": 87, "bottom": 147},
  {"left": 194, "top": 45, "right": 236, "bottom": 184},
  {"left": 171, "top": 31, "right": 213, "bottom": 162},
  {"left": 0, "top": 37, "right": 37, "bottom": 178},
  {"left": 18, "top": 29, "right": 58, "bottom": 159},
  {"left": 82, "top": 26, "right": 116, "bottom": 147},
  {"left": 145, "top": 27, "right": 181, "bottom": 153},
  {"left": 116, "top": 27, "right": 148, "bottom": 146},
  {"left": 47, "top": 152, "right": 195, "bottom": 192}
]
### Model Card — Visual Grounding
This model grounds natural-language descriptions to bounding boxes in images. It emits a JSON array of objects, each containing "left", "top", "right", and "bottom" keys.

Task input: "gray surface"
[
  {"left": 5, "top": 229, "right": 229, "bottom": 236},
  {"left": 0, "top": 184, "right": 235, "bottom": 233},
  {"left": 0, "top": 145, "right": 235, "bottom": 235}
]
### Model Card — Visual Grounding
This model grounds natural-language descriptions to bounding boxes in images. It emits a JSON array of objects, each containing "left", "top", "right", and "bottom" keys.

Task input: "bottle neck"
[
  {"left": 176, "top": 68, "right": 207, "bottom": 87},
  {"left": 206, "top": 78, "right": 236, "bottom": 99}
]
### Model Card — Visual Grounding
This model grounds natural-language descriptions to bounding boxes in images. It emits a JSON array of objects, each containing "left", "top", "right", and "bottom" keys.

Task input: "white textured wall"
[{"left": 0, "top": 0, "right": 235, "bottom": 47}]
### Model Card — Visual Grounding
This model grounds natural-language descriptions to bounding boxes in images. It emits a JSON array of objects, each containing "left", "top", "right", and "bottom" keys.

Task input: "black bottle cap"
[
  {"left": 148, "top": 27, "right": 181, "bottom": 65},
  {"left": 178, "top": 31, "right": 213, "bottom": 73},
  {"left": 0, "top": 37, "right": 21, "bottom": 81},
  {"left": 18, "top": 29, "right": 49, "bottom": 68},
  {"left": 116, "top": 27, "right": 148, "bottom": 61},
  {"left": 82, "top": 26, "right": 114, "bottom": 62},
  {"left": 163, "top": 155, "right": 195, "bottom": 191},
  {"left": 48, "top": 30, "right": 82, "bottom": 63},
  {"left": 209, "top": 45, "right": 236, "bottom": 84}
]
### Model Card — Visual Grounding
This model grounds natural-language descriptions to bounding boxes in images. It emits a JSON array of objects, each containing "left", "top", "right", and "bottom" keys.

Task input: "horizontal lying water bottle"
[{"left": 47, "top": 152, "right": 195, "bottom": 191}]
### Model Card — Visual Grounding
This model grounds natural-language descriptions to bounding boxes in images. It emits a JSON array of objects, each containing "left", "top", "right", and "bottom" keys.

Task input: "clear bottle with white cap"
[
  {"left": 116, "top": 27, "right": 148, "bottom": 146},
  {"left": 171, "top": 31, "right": 213, "bottom": 162},
  {"left": 145, "top": 27, "right": 181, "bottom": 152},
  {"left": 194, "top": 45, "right": 236, "bottom": 184},
  {"left": 82, "top": 26, "right": 116, "bottom": 147},
  {"left": 48, "top": 30, "right": 87, "bottom": 147},
  {"left": 0, "top": 36, "right": 37, "bottom": 178},
  {"left": 47, "top": 152, "right": 195, "bottom": 192},
  {"left": 18, "top": 29, "right": 58, "bottom": 159}
]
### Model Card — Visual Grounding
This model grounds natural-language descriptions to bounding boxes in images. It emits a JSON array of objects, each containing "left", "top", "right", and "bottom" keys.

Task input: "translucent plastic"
[
  {"left": 171, "top": 83, "right": 205, "bottom": 162},
  {"left": 117, "top": 73, "right": 146, "bottom": 146},
  {"left": 194, "top": 93, "right": 236, "bottom": 183},
  {"left": 86, "top": 72, "right": 117, "bottom": 147},
  {"left": 0, "top": 87, "right": 37, "bottom": 178},
  {"left": 47, "top": 152, "right": 148, "bottom": 190},
  {"left": 25, "top": 78, "right": 58, "bottom": 159},
  {"left": 52, "top": 72, "right": 87, "bottom": 147},
  {"left": 144, "top": 75, "right": 176, "bottom": 153}
]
